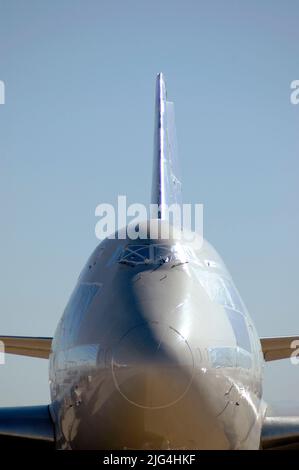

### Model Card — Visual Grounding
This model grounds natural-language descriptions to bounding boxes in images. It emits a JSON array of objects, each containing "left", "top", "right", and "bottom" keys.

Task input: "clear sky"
[{"left": 0, "top": 1, "right": 298, "bottom": 409}]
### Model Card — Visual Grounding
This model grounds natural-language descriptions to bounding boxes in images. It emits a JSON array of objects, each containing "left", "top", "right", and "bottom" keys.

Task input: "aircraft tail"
[{"left": 151, "top": 73, "right": 182, "bottom": 218}]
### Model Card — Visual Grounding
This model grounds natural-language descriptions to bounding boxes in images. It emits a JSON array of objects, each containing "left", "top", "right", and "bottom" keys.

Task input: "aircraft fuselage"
[{"left": 49, "top": 221, "right": 266, "bottom": 449}]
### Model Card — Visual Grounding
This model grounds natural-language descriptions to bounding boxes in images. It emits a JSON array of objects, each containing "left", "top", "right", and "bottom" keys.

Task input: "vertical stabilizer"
[{"left": 151, "top": 73, "right": 182, "bottom": 218}]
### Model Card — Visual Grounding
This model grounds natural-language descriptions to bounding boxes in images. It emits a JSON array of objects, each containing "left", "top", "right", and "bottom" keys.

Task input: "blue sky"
[{"left": 0, "top": 0, "right": 298, "bottom": 407}]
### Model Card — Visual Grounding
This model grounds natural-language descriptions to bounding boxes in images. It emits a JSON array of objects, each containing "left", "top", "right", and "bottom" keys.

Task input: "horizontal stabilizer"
[
  {"left": 0, "top": 405, "right": 54, "bottom": 442},
  {"left": 261, "top": 416, "right": 299, "bottom": 449},
  {"left": 0, "top": 336, "right": 52, "bottom": 359},
  {"left": 260, "top": 336, "right": 299, "bottom": 362}
]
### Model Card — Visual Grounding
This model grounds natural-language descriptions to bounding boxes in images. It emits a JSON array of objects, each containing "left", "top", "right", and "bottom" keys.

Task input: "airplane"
[{"left": 0, "top": 73, "right": 299, "bottom": 450}]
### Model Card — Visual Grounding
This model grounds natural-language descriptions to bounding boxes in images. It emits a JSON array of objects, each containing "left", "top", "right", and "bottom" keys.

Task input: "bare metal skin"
[{"left": 49, "top": 222, "right": 265, "bottom": 449}]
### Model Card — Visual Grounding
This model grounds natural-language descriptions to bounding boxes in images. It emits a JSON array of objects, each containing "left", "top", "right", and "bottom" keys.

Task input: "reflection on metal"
[
  {"left": 194, "top": 269, "right": 244, "bottom": 313},
  {"left": 209, "top": 347, "right": 236, "bottom": 368},
  {"left": 225, "top": 308, "right": 251, "bottom": 353},
  {"left": 208, "top": 347, "right": 252, "bottom": 370}
]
